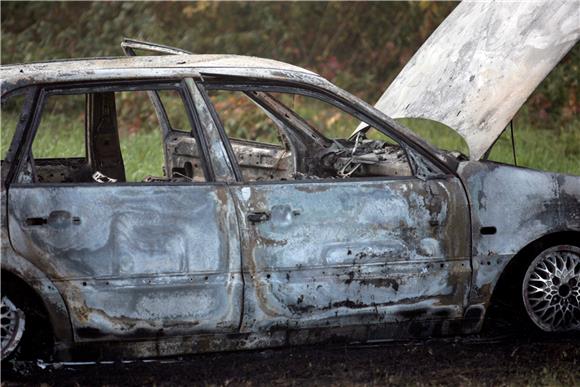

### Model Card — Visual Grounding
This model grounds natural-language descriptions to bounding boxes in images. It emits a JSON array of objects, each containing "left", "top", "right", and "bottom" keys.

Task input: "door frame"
[
  {"left": 194, "top": 78, "right": 475, "bottom": 336},
  {"left": 5, "top": 78, "right": 220, "bottom": 187},
  {"left": 194, "top": 78, "right": 458, "bottom": 182}
]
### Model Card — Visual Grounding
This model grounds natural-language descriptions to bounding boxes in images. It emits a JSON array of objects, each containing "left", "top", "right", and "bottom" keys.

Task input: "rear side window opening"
[{"left": 12, "top": 82, "right": 209, "bottom": 185}]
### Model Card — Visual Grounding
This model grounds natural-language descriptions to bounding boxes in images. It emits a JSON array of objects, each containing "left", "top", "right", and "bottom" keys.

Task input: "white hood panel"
[{"left": 372, "top": 1, "right": 579, "bottom": 160}]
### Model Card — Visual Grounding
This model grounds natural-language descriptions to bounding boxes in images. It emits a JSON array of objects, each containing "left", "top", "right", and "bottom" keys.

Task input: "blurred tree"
[
  {"left": 0, "top": 1, "right": 454, "bottom": 101},
  {"left": 1, "top": 1, "right": 576, "bottom": 128}
]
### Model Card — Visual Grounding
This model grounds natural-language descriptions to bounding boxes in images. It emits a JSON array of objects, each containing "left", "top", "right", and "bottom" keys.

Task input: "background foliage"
[{"left": 1, "top": 1, "right": 578, "bottom": 175}]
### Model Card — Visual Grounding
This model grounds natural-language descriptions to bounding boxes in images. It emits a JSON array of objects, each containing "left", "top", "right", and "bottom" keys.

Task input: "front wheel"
[
  {"left": 522, "top": 245, "right": 580, "bottom": 332},
  {"left": 1, "top": 296, "right": 26, "bottom": 360}
]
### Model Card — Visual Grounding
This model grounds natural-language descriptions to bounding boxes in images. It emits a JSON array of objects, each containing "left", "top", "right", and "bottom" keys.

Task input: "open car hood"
[{"left": 370, "top": 1, "right": 579, "bottom": 160}]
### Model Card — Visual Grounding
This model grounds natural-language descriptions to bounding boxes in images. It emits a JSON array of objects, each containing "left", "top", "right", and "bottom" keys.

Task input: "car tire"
[{"left": 520, "top": 244, "right": 580, "bottom": 333}]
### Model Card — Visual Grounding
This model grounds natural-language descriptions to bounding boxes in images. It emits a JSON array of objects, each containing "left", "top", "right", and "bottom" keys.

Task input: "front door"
[
  {"left": 230, "top": 176, "right": 470, "bottom": 336},
  {"left": 201, "top": 82, "right": 471, "bottom": 340}
]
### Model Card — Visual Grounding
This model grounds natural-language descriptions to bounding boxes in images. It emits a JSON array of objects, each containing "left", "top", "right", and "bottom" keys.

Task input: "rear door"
[{"left": 6, "top": 80, "right": 243, "bottom": 342}]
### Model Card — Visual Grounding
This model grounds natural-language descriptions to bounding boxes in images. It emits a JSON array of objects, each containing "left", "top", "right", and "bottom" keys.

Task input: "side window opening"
[
  {"left": 17, "top": 84, "right": 207, "bottom": 185},
  {"left": 157, "top": 89, "right": 191, "bottom": 133},
  {"left": 115, "top": 90, "right": 165, "bottom": 182},
  {"left": 32, "top": 94, "right": 86, "bottom": 159},
  {"left": 271, "top": 92, "right": 412, "bottom": 180},
  {"left": 208, "top": 90, "right": 284, "bottom": 146},
  {"left": 1, "top": 93, "right": 27, "bottom": 161},
  {"left": 208, "top": 89, "right": 293, "bottom": 182},
  {"left": 30, "top": 93, "right": 89, "bottom": 184},
  {"left": 207, "top": 87, "right": 413, "bottom": 183},
  {"left": 273, "top": 93, "right": 358, "bottom": 140}
]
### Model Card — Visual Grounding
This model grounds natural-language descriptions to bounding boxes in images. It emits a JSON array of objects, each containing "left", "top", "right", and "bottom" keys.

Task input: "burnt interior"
[
  {"left": 165, "top": 134, "right": 411, "bottom": 182},
  {"left": 29, "top": 88, "right": 412, "bottom": 184}
]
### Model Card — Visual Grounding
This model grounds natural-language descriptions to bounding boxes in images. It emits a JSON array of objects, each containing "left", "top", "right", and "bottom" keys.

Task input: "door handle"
[
  {"left": 25, "top": 211, "right": 81, "bottom": 228},
  {"left": 247, "top": 211, "right": 271, "bottom": 224},
  {"left": 25, "top": 217, "right": 47, "bottom": 226}
]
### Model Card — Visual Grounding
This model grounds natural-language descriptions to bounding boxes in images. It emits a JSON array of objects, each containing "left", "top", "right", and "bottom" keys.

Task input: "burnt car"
[{"left": 1, "top": 2, "right": 579, "bottom": 362}]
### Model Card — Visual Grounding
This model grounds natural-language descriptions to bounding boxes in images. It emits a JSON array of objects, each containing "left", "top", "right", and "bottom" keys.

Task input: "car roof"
[
  {"left": 0, "top": 51, "right": 456, "bottom": 172},
  {"left": 0, "top": 54, "right": 321, "bottom": 95}
]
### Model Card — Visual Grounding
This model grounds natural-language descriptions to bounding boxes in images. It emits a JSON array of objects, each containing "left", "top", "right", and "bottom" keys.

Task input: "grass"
[
  {"left": 1, "top": 110, "right": 579, "bottom": 179},
  {"left": 399, "top": 117, "right": 580, "bottom": 175},
  {"left": 1, "top": 112, "right": 165, "bottom": 182},
  {"left": 5, "top": 338, "right": 578, "bottom": 386}
]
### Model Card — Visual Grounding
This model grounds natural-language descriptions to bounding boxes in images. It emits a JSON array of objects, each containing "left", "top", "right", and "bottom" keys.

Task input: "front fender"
[{"left": 458, "top": 161, "right": 580, "bottom": 305}]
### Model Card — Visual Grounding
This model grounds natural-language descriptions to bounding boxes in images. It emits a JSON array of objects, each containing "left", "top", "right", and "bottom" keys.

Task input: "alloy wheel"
[
  {"left": 522, "top": 246, "right": 580, "bottom": 332},
  {"left": 1, "top": 296, "right": 26, "bottom": 360}
]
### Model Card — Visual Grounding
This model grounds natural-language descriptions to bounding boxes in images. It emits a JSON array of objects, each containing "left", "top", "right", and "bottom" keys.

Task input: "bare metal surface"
[
  {"left": 230, "top": 141, "right": 293, "bottom": 181},
  {"left": 230, "top": 177, "right": 471, "bottom": 335},
  {"left": 1, "top": 222, "right": 74, "bottom": 351},
  {"left": 166, "top": 134, "right": 293, "bottom": 182},
  {"left": 7, "top": 184, "right": 243, "bottom": 342},
  {"left": 0, "top": 296, "right": 25, "bottom": 360},
  {"left": 370, "top": 1, "right": 580, "bottom": 160},
  {"left": 0, "top": 55, "right": 314, "bottom": 96},
  {"left": 457, "top": 162, "right": 580, "bottom": 308},
  {"left": 187, "top": 79, "right": 237, "bottom": 182},
  {"left": 523, "top": 245, "right": 580, "bottom": 332}
]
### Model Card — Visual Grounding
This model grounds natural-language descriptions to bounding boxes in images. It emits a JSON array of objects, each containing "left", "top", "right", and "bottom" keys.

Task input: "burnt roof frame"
[{"left": 121, "top": 38, "right": 193, "bottom": 57}]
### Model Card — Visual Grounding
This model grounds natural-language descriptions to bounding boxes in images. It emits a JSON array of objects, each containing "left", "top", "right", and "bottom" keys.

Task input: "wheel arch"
[
  {"left": 485, "top": 229, "right": 580, "bottom": 326},
  {"left": 1, "top": 254, "right": 74, "bottom": 354}
]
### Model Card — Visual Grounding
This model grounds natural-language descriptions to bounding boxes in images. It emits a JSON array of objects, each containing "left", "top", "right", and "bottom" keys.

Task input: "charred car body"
[{"left": 1, "top": 2, "right": 579, "bottom": 361}]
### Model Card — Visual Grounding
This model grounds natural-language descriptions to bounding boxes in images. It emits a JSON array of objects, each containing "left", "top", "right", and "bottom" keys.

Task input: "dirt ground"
[{"left": 2, "top": 332, "right": 578, "bottom": 386}]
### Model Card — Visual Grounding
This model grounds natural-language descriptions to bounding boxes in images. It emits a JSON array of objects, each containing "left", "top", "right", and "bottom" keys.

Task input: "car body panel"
[
  {"left": 0, "top": 54, "right": 314, "bottom": 96},
  {"left": 187, "top": 79, "right": 239, "bottom": 183},
  {"left": 229, "top": 177, "right": 471, "bottom": 334},
  {"left": 0, "top": 220, "right": 74, "bottom": 348},
  {"left": 458, "top": 161, "right": 580, "bottom": 305},
  {"left": 7, "top": 183, "right": 243, "bottom": 341},
  {"left": 368, "top": 1, "right": 579, "bottom": 160}
]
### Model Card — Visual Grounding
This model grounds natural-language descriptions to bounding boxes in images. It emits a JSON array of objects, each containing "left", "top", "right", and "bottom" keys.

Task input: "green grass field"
[
  {"left": 1, "top": 111, "right": 579, "bottom": 179},
  {"left": 1, "top": 112, "right": 166, "bottom": 182},
  {"left": 401, "top": 117, "right": 580, "bottom": 175}
]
